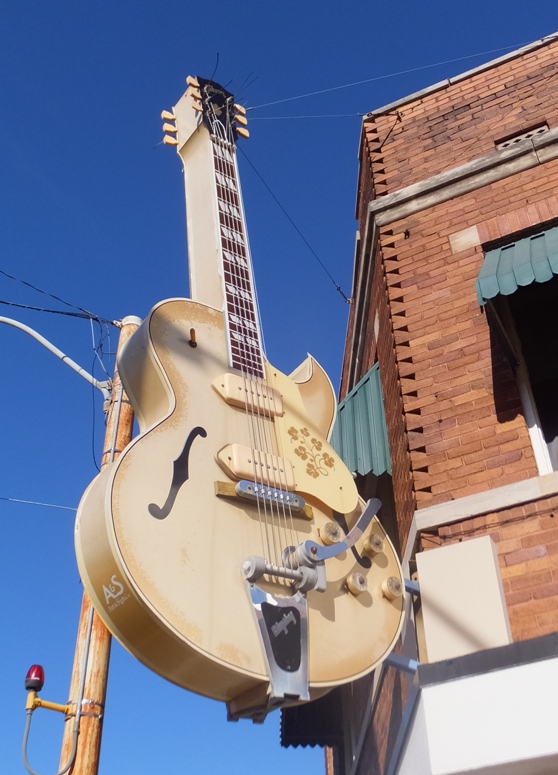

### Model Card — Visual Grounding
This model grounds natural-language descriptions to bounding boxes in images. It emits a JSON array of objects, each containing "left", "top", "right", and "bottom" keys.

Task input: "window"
[
  {"left": 502, "top": 279, "right": 558, "bottom": 470},
  {"left": 478, "top": 227, "right": 558, "bottom": 473}
]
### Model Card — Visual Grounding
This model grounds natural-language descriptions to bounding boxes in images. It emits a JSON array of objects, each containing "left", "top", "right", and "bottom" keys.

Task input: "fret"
[
  {"left": 224, "top": 276, "right": 251, "bottom": 294},
  {"left": 223, "top": 249, "right": 248, "bottom": 268},
  {"left": 218, "top": 200, "right": 242, "bottom": 219},
  {"left": 211, "top": 141, "right": 265, "bottom": 379},
  {"left": 229, "top": 314, "right": 258, "bottom": 332},
  {"left": 214, "top": 143, "right": 234, "bottom": 163},
  {"left": 219, "top": 212, "right": 244, "bottom": 231},
  {"left": 215, "top": 171, "right": 237, "bottom": 192},
  {"left": 230, "top": 331, "right": 260, "bottom": 349},
  {"left": 225, "top": 279, "right": 253, "bottom": 296},
  {"left": 223, "top": 257, "right": 249, "bottom": 276},
  {"left": 226, "top": 283, "right": 253, "bottom": 302},
  {"left": 221, "top": 227, "right": 245, "bottom": 247}
]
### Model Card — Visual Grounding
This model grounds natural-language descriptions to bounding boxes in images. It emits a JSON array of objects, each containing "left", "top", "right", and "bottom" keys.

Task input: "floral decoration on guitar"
[{"left": 288, "top": 426, "right": 336, "bottom": 478}]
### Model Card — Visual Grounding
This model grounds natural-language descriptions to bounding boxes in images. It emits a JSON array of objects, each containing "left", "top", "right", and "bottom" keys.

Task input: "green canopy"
[
  {"left": 476, "top": 226, "right": 558, "bottom": 305},
  {"left": 330, "top": 363, "right": 391, "bottom": 477}
]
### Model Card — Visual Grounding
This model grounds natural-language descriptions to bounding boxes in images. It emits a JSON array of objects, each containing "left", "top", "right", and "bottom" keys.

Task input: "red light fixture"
[{"left": 25, "top": 665, "right": 45, "bottom": 692}]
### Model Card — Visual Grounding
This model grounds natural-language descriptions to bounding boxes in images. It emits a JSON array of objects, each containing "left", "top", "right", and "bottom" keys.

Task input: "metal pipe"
[
  {"left": 108, "top": 384, "right": 124, "bottom": 464},
  {"left": 21, "top": 609, "right": 93, "bottom": 775},
  {"left": 404, "top": 578, "right": 420, "bottom": 596},
  {"left": 22, "top": 710, "right": 79, "bottom": 775},
  {"left": 58, "top": 316, "right": 140, "bottom": 775},
  {"left": 0, "top": 316, "right": 111, "bottom": 403}
]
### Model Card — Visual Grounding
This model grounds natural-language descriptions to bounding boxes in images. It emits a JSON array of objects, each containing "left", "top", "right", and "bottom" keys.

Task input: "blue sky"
[{"left": 2, "top": 2, "right": 558, "bottom": 773}]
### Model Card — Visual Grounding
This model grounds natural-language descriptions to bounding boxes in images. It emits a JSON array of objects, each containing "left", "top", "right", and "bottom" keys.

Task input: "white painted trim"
[
  {"left": 368, "top": 126, "right": 558, "bottom": 226},
  {"left": 516, "top": 365, "right": 554, "bottom": 475},
  {"left": 415, "top": 470, "right": 558, "bottom": 533}
]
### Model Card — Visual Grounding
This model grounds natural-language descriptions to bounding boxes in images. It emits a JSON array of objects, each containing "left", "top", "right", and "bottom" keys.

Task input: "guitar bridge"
[{"left": 215, "top": 480, "right": 314, "bottom": 519}]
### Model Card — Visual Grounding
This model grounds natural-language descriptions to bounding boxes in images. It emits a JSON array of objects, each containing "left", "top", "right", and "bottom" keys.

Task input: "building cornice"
[
  {"left": 364, "top": 33, "right": 558, "bottom": 119},
  {"left": 370, "top": 126, "right": 558, "bottom": 226},
  {"left": 346, "top": 127, "right": 558, "bottom": 389}
]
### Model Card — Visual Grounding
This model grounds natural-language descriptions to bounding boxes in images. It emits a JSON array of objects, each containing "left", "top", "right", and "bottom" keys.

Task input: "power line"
[
  {"left": 250, "top": 113, "right": 361, "bottom": 120},
  {"left": 248, "top": 41, "right": 533, "bottom": 111},
  {"left": 238, "top": 147, "right": 350, "bottom": 303},
  {"left": 0, "top": 298, "right": 116, "bottom": 324},
  {"left": 0, "top": 496, "right": 76, "bottom": 511},
  {"left": 0, "top": 267, "right": 110, "bottom": 324}
]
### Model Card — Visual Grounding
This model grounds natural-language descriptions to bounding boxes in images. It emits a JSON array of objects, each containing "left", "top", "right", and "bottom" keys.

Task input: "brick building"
[{"left": 325, "top": 31, "right": 558, "bottom": 775}]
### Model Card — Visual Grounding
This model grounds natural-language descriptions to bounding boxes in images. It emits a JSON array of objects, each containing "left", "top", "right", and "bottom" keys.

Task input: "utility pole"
[{"left": 59, "top": 315, "right": 140, "bottom": 775}]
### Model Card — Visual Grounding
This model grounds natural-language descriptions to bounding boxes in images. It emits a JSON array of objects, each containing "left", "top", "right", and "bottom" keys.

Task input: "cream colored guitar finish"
[
  {"left": 75, "top": 77, "right": 405, "bottom": 715},
  {"left": 76, "top": 299, "right": 404, "bottom": 705}
]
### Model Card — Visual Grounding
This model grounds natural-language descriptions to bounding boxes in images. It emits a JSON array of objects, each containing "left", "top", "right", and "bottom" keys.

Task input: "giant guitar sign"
[{"left": 75, "top": 77, "right": 405, "bottom": 721}]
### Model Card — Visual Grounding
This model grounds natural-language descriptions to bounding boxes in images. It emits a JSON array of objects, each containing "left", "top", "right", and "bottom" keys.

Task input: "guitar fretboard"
[{"left": 212, "top": 139, "right": 265, "bottom": 380}]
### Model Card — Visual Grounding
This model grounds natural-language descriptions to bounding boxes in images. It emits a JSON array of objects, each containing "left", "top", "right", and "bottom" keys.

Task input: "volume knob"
[
  {"left": 382, "top": 576, "right": 403, "bottom": 600},
  {"left": 346, "top": 572, "right": 368, "bottom": 596},
  {"left": 320, "top": 522, "right": 343, "bottom": 546}
]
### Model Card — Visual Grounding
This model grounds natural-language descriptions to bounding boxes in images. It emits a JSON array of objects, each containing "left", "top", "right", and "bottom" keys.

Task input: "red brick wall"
[
  {"left": 337, "top": 38, "right": 558, "bottom": 775},
  {"left": 363, "top": 39, "right": 558, "bottom": 192},
  {"left": 353, "top": 667, "right": 407, "bottom": 775},
  {"left": 380, "top": 160, "right": 558, "bottom": 515},
  {"left": 344, "top": 160, "right": 558, "bottom": 550},
  {"left": 420, "top": 494, "right": 558, "bottom": 642}
]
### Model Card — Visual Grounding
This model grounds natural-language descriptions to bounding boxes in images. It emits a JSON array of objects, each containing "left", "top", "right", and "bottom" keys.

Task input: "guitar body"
[{"left": 75, "top": 298, "right": 404, "bottom": 705}]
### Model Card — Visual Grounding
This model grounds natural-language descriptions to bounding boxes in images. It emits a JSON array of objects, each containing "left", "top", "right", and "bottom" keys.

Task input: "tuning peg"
[
  {"left": 236, "top": 127, "right": 250, "bottom": 140},
  {"left": 186, "top": 75, "right": 200, "bottom": 88},
  {"left": 235, "top": 114, "right": 248, "bottom": 127},
  {"left": 234, "top": 103, "right": 246, "bottom": 115},
  {"left": 162, "top": 122, "right": 178, "bottom": 134},
  {"left": 161, "top": 109, "right": 175, "bottom": 121},
  {"left": 163, "top": 135, "right": 179, "bottom": 146}
]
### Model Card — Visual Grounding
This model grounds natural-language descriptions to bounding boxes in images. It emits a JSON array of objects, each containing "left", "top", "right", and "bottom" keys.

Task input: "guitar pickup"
[
  {"left": 211, "top": 374, "right": 284, "bottom": 416},
  {"left": 216, "top": 444, "right": 295, "bottom": 490}
]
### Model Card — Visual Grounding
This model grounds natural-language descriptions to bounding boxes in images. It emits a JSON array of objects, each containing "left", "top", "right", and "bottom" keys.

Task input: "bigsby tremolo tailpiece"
[{"left": 228, "top": 499, "right": 381, "bottom": 722}]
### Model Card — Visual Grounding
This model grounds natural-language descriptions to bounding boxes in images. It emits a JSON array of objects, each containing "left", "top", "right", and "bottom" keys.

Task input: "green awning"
[
  {"left": 330, "top": 363, "right": 391, "bottom": 477},
  {"left": 476, "top": 226, "right": 558, "bottom": 305}
]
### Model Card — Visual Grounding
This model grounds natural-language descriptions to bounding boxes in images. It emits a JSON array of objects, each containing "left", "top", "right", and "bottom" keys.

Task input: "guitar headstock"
[{"left": 161, "top": 75, "right": 249, "bottom": 148}]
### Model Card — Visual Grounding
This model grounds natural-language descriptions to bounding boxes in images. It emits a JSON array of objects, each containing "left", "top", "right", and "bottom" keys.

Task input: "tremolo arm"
[{"left": 242, "top": 498, "right": 381, "bottom": 593}]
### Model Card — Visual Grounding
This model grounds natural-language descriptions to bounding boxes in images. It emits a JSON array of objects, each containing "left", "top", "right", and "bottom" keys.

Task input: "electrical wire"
[
  {"left": 238, "top": 146, "right": 350, "bottom": 303},
  {"left": 0, "top": 496, "right": 76, "bottom": 511},
  {"left": 0, "top": 298, "right": 116, "bottom": 324},
  {"left": 0, "top": 267, "right": 103, "bottom": 321},
  {"left": 248, "top": 40, "right": 537, "bottom": 111},
  {"left": 1, "top": 265, "right": 117, "bottom": 396},
  {"left": 250, "top": 113, "right": 361, "bottom": 120}
]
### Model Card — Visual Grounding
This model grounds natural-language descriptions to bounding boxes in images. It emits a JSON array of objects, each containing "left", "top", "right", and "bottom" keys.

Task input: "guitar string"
[
  {"left": 208, "top": 99, "right": 269, "bottom": 561},
  {"left": 224, "top": 130, "right": 290, "bottom": 569},
  {"left": 265, "top": 369, "right": 297, "bottom": 555},
  {"left": 214, "top": 133, "right": 273, "bottom": 563},
  {"left": 226, "top": 141, "right": 286, "bottom": 568},
  {"left": 211, "top": 121, "right": 278, "bottom": 564},
  {"left": 211, "top": 93, "right": 296, "bottom": 572},
  {"left": 223, "top": 112, "right": 297, "bottom": 565},
  {"left": 231, "top": 159, "right": 297, "bottom": 567}
]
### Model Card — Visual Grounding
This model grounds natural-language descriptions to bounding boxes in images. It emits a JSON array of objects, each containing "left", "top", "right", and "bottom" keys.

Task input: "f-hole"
[{"left": 148, "top": 426, "right": 207, "bottom": 519}]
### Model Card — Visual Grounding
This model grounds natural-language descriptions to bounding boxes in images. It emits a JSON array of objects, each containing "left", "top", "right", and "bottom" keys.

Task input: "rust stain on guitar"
[{"left": 217, "top": 642, "right": 254, "bottom": 670}]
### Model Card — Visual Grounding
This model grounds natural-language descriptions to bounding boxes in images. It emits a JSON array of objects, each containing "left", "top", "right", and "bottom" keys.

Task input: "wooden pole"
[{"left": 59, "top": 315, "right": 140, "bottom": 775}]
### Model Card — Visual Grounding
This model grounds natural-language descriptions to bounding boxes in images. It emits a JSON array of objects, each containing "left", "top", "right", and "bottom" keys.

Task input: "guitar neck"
[
  {"left": 171, "top": 77, "right": 265, "bottom": 379},
  {"left": 211, "top": 138, "right": 265, "bottom": 380}
]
